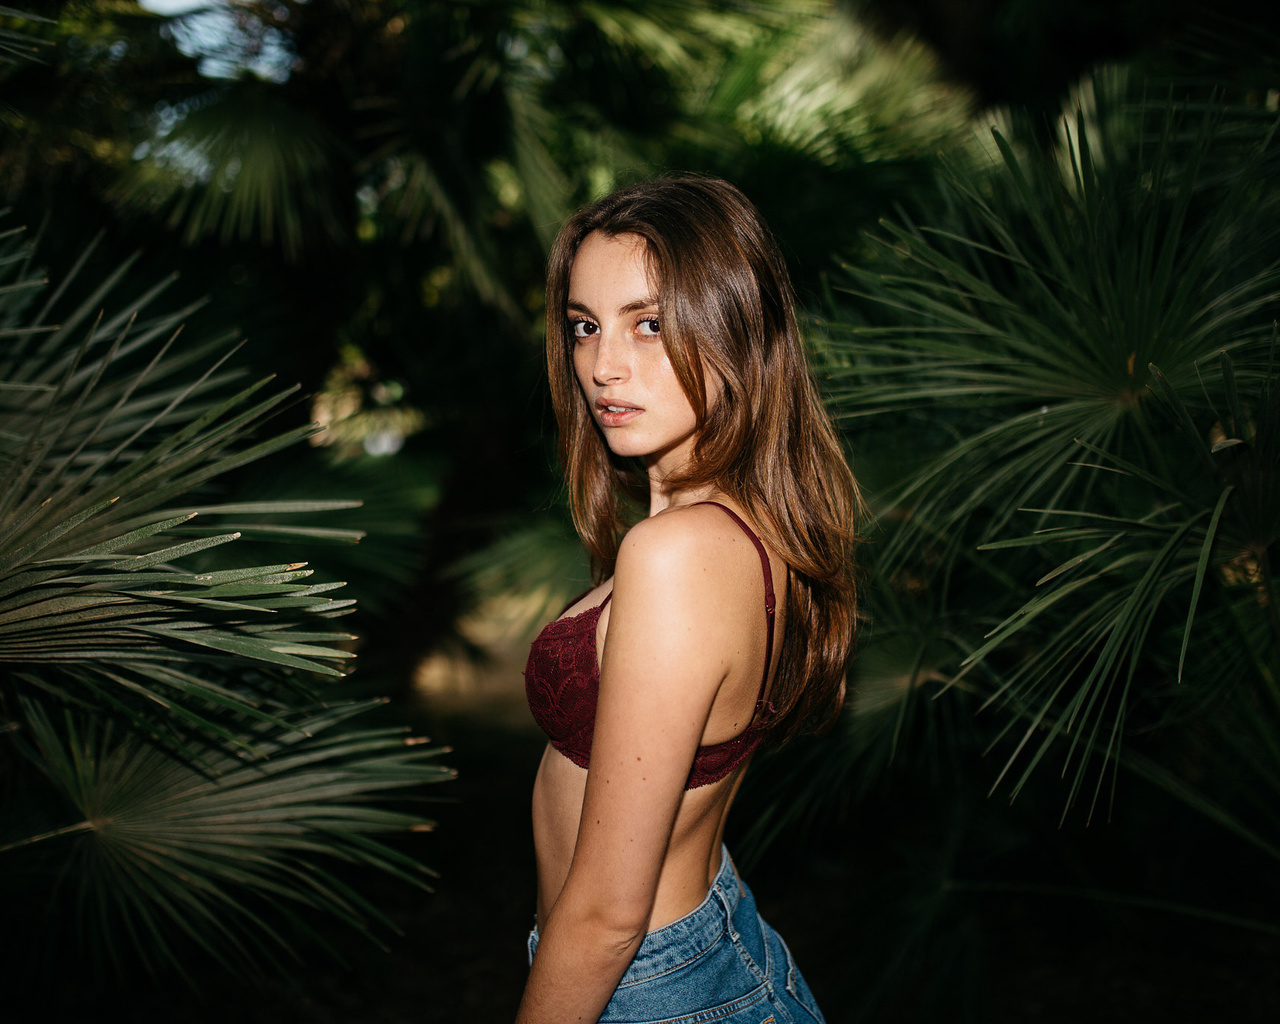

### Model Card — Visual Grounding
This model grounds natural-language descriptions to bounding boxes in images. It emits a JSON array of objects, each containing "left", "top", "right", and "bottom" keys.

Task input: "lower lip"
[{"left": 598, "top": 407, "right": 641, "bottom": 427}]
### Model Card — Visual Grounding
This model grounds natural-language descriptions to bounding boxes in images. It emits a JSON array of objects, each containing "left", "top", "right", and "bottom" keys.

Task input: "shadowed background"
[{"left": 1, "top": 1, "right": 1278, "bottom": 1020}]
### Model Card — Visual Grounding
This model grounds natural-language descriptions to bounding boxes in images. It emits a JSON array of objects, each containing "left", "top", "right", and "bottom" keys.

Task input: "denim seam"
[
  {"left": 615, "top": 933, "right": 722, "bottom": 987},
  {"left": 623, "top": 984, "right": 771, "bottom": 1024},
  {"left": 716, "top": 884, "right": 768, "bottom": 990},
  {"left": 779, "top": 937, "right": 823, "bottom": 1024}
]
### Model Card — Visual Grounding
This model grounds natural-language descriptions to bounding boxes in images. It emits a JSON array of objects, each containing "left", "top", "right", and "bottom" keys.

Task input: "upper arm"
[{"left": 556, "top": 513, "right": 735, "bottom": 927}]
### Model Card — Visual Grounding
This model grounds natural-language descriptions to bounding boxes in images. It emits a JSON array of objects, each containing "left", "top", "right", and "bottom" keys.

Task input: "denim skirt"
[{"left": 527, "top": 847, "right": 825, "bottom": 1024}]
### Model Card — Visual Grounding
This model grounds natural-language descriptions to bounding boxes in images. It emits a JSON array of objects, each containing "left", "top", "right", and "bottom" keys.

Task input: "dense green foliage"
[
  {"left": 827, "top": 69, "right": 1280, "bottom": 826},
  {"left": 0, "top": 222, "right": 454, "bottom": 979},
  {"left": 5, "top": 0, "right": 1280, "bottom": 1017},
  {"left": 748, "top": 68, "right": 1280, "bottom": 1016},
  {"left": 2, "top": 1, "right": 980, "bottom": 659}
]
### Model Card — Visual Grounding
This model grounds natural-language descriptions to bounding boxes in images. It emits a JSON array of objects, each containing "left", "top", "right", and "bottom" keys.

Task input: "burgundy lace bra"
[{"left": 523, "top": 502, "right": 777, "bottom": 789}]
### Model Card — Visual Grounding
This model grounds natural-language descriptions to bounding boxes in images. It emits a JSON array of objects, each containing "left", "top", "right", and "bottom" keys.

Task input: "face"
[{"left": 568, "top": 231, "right": 702, "bottom": 480}]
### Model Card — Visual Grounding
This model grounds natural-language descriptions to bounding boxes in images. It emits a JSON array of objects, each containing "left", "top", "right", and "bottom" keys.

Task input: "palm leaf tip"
[
  {"left": 0, "top": 224, "right": 453, "bottom": 981},
  {"left": 823, "top": 74, "right": 1280, "bottom": 827}
]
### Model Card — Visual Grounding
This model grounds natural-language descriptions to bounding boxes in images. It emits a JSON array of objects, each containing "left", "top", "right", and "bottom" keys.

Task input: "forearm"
[{"left": 515, "top": 911, "right": 644, "bottom": 1024}]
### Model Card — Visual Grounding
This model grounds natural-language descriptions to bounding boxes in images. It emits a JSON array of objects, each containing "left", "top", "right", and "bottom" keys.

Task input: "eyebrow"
[{"left": 566, "top": 297, "right": 660, "bottom": 317}]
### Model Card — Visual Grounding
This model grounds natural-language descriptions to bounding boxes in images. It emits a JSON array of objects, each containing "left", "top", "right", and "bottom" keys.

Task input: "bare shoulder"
[
  {"left": 604, "top": 504, "right": 765, "bottom": 700},
  {"left": 614, "top": 502, "right": 762, "bottom": 604}
]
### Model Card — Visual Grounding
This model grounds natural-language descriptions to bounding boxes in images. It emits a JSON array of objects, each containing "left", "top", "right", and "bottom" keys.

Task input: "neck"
[{"left": 647, "top": 472, "right": 717, "bottom": 517}]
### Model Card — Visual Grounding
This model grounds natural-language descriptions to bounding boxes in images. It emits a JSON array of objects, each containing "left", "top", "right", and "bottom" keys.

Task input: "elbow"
[
  {"left": 606, "top": 911, "right": 649, "bottom": 956},
  {"left": 546, "top": 901, "right": 649, "bottom": 963},
  {"left": 583, "top": 904, "right": 649, "bottom": 957}
]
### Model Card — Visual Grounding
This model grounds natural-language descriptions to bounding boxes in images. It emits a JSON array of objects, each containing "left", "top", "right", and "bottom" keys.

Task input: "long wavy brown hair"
[{"left": 546, "top": 176, "right": 863, "bottom": 742}]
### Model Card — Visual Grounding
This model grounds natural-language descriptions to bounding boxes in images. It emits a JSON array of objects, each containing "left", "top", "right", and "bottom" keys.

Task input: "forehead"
[{"left": 568, "top": 231, "right": 658, "bottom": 301}]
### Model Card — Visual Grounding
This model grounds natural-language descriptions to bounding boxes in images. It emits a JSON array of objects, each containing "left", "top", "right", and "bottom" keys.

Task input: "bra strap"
[
  {"left": 692, "top": 502, "right": 776, "bottom": 710},
  {"left": 556, "top": 588, "right": 612, "bottom": 617}
]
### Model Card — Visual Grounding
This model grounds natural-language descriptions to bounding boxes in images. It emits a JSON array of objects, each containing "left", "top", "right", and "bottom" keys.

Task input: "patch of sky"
[{"left": 138, "top": 0, "right": 297, "bottom": 83}]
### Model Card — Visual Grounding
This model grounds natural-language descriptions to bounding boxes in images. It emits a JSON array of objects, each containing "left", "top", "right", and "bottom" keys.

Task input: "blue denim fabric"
[{"left": 527, "top": 847, "right": 825, "bottom": 1024}]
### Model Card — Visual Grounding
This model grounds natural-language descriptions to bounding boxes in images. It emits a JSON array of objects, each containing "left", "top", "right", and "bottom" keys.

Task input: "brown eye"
[
  {"left": 571, "top": 319, "right": 598, "bottom": 339},
  {"left": 637, "top": 318, "right": 660, "bottom": 337}
]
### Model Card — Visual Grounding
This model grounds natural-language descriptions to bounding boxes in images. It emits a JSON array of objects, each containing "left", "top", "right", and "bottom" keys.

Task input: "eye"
[
  {"left": 570, "top": 318, "right": 598, "bottom": 339},
  {"left": 637, "top": 318, "right": 660, "bottom": 337}
]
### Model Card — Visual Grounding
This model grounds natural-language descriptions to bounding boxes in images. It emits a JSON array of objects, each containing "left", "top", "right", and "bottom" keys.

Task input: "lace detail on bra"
[
  {"left": 523, "top": 598, "right": 609, "bottom": 773},
  {"left": 523, "top": 502, "right": 777, "bottom": 789}
]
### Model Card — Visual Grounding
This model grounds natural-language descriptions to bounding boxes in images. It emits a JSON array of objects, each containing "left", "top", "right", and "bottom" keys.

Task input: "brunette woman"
[{"left": 519, "top": 177, "right": 861, "bottom": 1024}]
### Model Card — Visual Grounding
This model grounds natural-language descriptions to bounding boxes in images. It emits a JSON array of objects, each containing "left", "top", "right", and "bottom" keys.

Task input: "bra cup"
[{"left": 524, "top": 502, "right": 778, "bottom": 789}]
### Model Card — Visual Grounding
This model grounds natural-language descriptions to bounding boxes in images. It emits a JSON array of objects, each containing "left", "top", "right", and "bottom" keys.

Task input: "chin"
[{"left": 604, "top": 441, "right": 655, "bottom": 460}]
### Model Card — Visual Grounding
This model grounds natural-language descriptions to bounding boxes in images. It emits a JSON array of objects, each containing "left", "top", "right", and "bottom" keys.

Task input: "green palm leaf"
[
  {"left": 0, "top": 222, "right": 454, "bottom": 978},
  {"left": 111, "top": 81, "right": 346, "bottom": 262},
  {"left": 0, "top": 6, "right": 51, "bottom": 65},
  {"left": 5, "top": 697, "right": 452, "bottom": 977},
  {"left": 825, "top": 73, "right": 1280, "bottom": 828}
]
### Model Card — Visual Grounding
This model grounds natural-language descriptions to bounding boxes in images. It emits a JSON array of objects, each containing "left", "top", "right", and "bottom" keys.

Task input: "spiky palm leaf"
[
  {"left": 0, "top": 231, "right": 360, "bottom": 738},
  {"left": 111, "top": 80, "right": 347, "bottom": 261},
  {"left": 823, "top": 71, "right": 1280, "bottom": 827},
  {"left": 5, "top": 697, "right": 451, "bottom": 979},
  {"left": 0, "top": 5, "right": 49, "bottom": 64},
  {"left": 0, "top": 226, "right": 453, "bottom": 978},
  {"left": 830, "top": 78, "right": 1279, "bottom": 564},
  {"left": 963, "top": 342, "right": 1279, "bottom": 823}
]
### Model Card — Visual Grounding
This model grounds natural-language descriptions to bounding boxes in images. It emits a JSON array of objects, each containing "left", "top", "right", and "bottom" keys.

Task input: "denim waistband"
[
  {"left": 617, "top": 843, "right": 742, "bottom": 985},
  {"left": 527, "top": 844, "right": 747, "bottom": 985}
]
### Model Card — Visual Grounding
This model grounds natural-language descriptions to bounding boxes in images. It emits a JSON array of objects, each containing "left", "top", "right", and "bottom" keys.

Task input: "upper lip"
[{"left": 596, "top": 397, "right": 641, "bottom": 411}]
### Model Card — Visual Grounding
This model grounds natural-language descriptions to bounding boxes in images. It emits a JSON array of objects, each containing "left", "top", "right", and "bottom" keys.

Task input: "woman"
[{"left": 519, "top": 177, "right": 861, "bottom": 1024}]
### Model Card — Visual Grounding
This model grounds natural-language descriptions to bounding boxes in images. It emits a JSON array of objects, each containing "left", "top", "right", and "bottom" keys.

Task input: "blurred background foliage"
[
  {"left": 0, "top": 205, "right": 455, "bottom": 987},
  {"left": 2, "top": 0, "right": 1279, "bottom": 1020}
]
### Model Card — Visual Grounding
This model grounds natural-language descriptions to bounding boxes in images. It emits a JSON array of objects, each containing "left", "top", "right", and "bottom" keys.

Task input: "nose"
[{"left": 592, "top": 329, "right": 629, "bottom": 385}]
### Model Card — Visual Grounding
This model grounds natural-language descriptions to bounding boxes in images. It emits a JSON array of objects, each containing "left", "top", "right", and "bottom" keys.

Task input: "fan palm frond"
[
  {"left": 0, "top": 222, "right": 453, "bottom": 978},
  {"left": 958, "top": 341, "right": 1279, "bottom": 818},
  {"left": 4, "top": 696, "right": 452, "bottom": 978},
  {"left": 830, "top": 87, "right": 1280, "bottom": 566},
  {"left": 825, "top": 72, "right": 1280, "bottom": 822},
  {"left": 0, "top": 231, "right": 362, "bottom": 738},
  {"left": 111, "top": 81, "right": 346, "bottom": 261}
]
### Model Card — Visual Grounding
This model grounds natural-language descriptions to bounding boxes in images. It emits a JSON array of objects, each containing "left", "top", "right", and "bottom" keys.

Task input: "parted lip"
[{"left": 595, "top": 396, "right": 642, "bottom": 412}]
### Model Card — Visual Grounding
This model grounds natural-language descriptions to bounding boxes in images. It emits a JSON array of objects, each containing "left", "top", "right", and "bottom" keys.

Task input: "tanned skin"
[{"left": 516, "top": 233, "right": 787, "bottom": 1024}]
